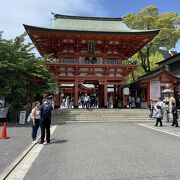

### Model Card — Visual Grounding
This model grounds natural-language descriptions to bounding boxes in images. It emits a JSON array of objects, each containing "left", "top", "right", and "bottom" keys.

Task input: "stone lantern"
[{"left": 162, "top": 84, "right": 174, "bottom": 103}]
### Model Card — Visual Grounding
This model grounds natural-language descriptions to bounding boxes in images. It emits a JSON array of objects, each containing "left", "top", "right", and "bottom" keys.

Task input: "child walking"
[{"left": 155, "top": 105, "right": 163, "bottom": 127}]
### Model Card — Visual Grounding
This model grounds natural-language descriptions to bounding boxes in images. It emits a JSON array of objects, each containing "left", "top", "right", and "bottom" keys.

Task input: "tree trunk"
[
  {"left": 139, "top": 51, "right": 147, "bottom": 72},
  {"left": 8, "top": 106, "right": 19, "bottom": 123},
  {"left": 131, "top": 72, "right": 135, "bottom": 82}
]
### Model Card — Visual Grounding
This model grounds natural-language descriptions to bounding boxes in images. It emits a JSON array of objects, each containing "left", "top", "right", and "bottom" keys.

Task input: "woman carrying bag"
[{"left": 31, "top": 102, "right": 41, "bottom": 143}]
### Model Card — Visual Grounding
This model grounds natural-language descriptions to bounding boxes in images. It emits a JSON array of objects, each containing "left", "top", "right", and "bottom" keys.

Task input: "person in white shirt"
[
  {"left": 84, "top": 94, "right": 90, "bottom": 109},
  {"left": 156, "top": 98, "right": 164, "bottom": 108},
  {"left": 156, "top": 98, "right": 165, "bottom": 119},
  {"left": 31, "top": 102, "right": 41, "bottom": 143}
]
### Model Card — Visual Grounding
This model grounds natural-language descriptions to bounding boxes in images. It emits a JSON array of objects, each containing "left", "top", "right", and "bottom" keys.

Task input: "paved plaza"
[{"left": 1, "top": 122, "right": 180, "bottom": 179}]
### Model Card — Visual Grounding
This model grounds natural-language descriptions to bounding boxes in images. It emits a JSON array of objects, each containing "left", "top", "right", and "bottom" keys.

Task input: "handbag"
[
  {"left": 27, "top": 113, "right": 32, "bottom": 123},
  {"left": 27, "top": 107, "right": 37, "bottom": 123}
]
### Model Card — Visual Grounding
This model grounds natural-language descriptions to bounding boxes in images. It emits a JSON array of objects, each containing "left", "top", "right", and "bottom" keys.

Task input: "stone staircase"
[{"left": 52, "top": 108, "right": 151, "bottom": 124}]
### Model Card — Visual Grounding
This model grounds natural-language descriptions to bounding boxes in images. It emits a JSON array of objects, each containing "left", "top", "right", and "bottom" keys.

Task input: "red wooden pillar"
[
  {"left": 114, "top": 85, "right": 117, "bottom": 107},
  {"left": 98, "top": 84, "right": 103, "bottom": 108},
  {"left": 104, "top": 80, "right": 108, "bottom": 108},
  {"left": 74, "top": 79, "right": 79, "bottom": 108},
  {"left": 98, "top": 84, "right": 101, "bottom": 108},
  {"left": 117, "top": 85, "right": 121, "bottom": 99},
  {"left": 54, "top": 93, "right": 60, "bottom": 108}
]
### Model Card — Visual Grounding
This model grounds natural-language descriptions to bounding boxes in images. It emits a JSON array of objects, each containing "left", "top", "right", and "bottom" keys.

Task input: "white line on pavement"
[
  {"left": 6, "top": 125, "right": 57, "bottom": 180},
  {"left": 137, "top": 124, "right": 180, "bottom": 138}
]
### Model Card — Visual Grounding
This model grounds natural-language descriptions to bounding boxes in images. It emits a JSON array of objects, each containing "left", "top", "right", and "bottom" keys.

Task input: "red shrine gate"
[{"left": 24, "top": 13, "right": 159, "bottom": 108}]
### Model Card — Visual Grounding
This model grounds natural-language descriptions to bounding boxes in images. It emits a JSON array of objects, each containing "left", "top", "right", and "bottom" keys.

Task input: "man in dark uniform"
[
  {"left": 171, "top": 102, "right": 179, "bottom": 127},
  {"left": 40, "top": 98, "right": 54, "bottom": 144}
]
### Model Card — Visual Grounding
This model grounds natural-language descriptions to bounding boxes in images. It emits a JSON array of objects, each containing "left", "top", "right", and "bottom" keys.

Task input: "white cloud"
[{"left": 0, "top": 0, "right": 107, "bottom": 39}]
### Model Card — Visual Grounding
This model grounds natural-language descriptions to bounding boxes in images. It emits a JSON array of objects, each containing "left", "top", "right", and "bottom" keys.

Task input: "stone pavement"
[
  {"left": 1, "top": 120, "right": 180, "bottom": 179},
  {"left": 138, "top": 121, "right": 180, "bottom": 137},
  {"left": 24, "top": 122, "right": 180, "bottom": 180},
  {"left": 0, "top": 123, "right": 39, "bottom": 179}
]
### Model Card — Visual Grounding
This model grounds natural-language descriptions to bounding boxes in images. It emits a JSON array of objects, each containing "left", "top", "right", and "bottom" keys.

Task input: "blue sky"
[{"left": 0, "top": 0, "right": 179, "bottom": 55}]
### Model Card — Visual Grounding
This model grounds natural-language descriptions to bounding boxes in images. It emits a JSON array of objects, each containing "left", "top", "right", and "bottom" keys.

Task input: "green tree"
[
  {"left": 0, "top": 32, "right": 55, "bottom": 121},
  {"left": 127, "top": 52, "right": 163, "bottom": 83},
  {"left": 124, "top": 6, "right": 180, "bottom": 73}
]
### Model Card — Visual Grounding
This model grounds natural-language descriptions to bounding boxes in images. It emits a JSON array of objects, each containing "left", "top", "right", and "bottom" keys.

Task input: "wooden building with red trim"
[
  {"left": 130, "top": 68, "right": 180, "bottom": 108},
  {"left": 24, "top": 13, "right": 159, "bottom": 108}
]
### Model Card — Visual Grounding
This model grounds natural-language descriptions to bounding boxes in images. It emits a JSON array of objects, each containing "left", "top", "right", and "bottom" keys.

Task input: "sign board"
[
  {"left": 19, "top": 111, "right": 26, "bottom": 125},
  {"left": 123, "top": 87, "right": 130, "bottom": 95},
  {"left": 150, "top": 81, "right": 161, "bottom": 101},
  {"left": 0, "top": 108, "right": 9, "bottom": 118}
]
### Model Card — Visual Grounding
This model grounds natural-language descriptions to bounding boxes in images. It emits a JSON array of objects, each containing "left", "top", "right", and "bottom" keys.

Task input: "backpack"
[{"left": 41, "top": 103, "right": 52, "bottom": 119}]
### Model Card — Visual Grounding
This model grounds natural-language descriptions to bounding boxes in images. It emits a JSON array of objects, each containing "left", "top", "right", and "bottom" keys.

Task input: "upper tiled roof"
[{"left": 49, "top": 13, "right": 159, "bottom": 33}]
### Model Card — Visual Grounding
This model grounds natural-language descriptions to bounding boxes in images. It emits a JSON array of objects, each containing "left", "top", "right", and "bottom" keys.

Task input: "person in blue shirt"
[
  {"left": 148, "top": 100, "right": 154, "bottom": 120},
  {"left": 155, "top": 105, "right": 163, "bottom": 127}
]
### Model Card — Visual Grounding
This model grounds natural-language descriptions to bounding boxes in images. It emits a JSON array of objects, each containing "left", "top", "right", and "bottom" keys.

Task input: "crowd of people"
[
  {"left": 28, "top": 94, "right": 179, "bottom": 144},
  {"left": 60, "top": 93, "right": 98, "bottom": 109},
  {"left": 59, "top": 93, "right": 179, "bottom": 128},
  {"left": 59, "top": 94, "right": 143, "bottom": 109},
  {"left": 148, "top": 97, "right": 179, "bottom": 127},
  {"left": 79, "top": 93, "right": 98, "bottom": 109},
  {"left": 118, "top": 95, "right": 141, "bottom": 108}
]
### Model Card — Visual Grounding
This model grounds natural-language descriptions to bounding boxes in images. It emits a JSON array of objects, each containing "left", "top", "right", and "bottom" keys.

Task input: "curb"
[
  {"left": 65, "top": 120, "right": 154, "bottom": 123},
  {"left": 0, "top": 137, "right": 40, "bottom": 180}
]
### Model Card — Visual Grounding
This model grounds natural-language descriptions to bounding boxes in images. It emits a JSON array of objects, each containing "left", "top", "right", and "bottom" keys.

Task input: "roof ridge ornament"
[{"left": 51, "top": 12, "right": 123, "bottom": 21}]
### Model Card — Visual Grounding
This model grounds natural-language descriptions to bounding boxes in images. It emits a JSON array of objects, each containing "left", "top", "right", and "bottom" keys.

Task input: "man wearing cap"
[{"left": 39, "top": 98, "right": 54, "bottom": 144}]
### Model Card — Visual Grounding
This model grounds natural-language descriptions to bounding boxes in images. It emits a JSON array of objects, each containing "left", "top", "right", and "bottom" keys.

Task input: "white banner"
[
  {"left": 150, "top": 81, "right": 161, "bottom": 101},
  {"left": 19, "top": 111, "right": 26, "bottom": 125},
  {"left": 0, "top": 108, "right": 9, "bottom": 118}
]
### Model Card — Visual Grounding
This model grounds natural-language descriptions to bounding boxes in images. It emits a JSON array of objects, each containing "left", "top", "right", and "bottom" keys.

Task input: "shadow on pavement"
[{"left": 50, "top": 139, "right": 68, "bottom": 144}]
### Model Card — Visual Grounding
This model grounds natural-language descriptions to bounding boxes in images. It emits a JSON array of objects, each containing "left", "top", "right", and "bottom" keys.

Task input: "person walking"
[
  {"left": 128, "top": 95, "right": 132, "bottom": 108},
  {"left": 108, "top": 95, "right": 113, "bottom": 108},
  {"left": 164, "top": 102, "right": 170, "bottom": 123},
  {"left": 155, "top": 105, "right": 163, "bottom": 127},
  {"left": 39, "top": 99, "right": 54, "bottom": 144},
  {"left": 80, "top": 94, "right": 85, "bottom": 108},
  {"left": 136, "top": 96, "right": 141, "bottom": 108},
  {"left": 148, "top": 100, "right": 154, "bottom": 120},
  {"left": 131, "top": 96, "right": 135, "bottom": 108},
  {"left": 65, "top": 96, "right": 71, "bottom": 108},
  {"left": 84, "top": 94, "right": 90, "bottom": 109},
  {"left": 169, "top": 96, "right": 176, "bottom": 121},
  {"left": 31, "top": 102, "right": 41, "bottom": 143},
  {"left": 171, "top": 102, "right": 179, "bottom": 127},
  {"left": 156, "top": 98, "right": 164, "bottom": 119}
]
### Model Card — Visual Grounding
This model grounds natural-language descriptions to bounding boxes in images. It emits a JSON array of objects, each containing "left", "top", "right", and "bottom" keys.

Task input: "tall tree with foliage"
[
  {"left": 127, "top": 52, "right": 164, "bottom": 83},
  {"left": 124, "top": 6, "right": 180, "bottom": 74},
  {"left": 0, "top": 32, "right": 56, "bottom": 121}
]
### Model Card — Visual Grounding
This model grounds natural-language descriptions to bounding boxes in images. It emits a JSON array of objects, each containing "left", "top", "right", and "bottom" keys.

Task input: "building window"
[
  {"left": 107, "top": 59, "right": 118, "bottom": 64},
  {"left": 63, "top": 58, "right": 76, "bottom": 64},
  {"left": 91, "top": 57, "right": 97, "bottom": 64},
  {"left": 83, "top": 57, "right": 98, "bottom": 64},
  {"left": 84, "top": 57, "right": 90, "bottom": 64}
]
